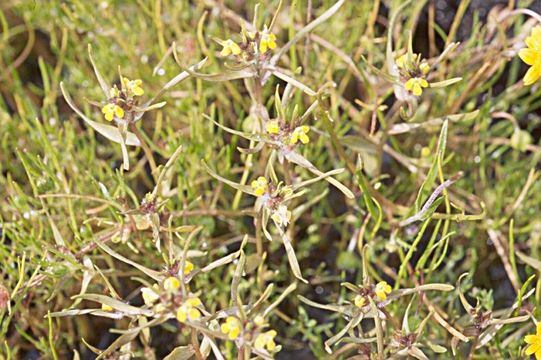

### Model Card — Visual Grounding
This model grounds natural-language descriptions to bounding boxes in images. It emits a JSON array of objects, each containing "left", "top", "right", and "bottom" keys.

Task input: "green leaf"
[{"left": 414, "top": 120, "right": 448, "bottom": 212}]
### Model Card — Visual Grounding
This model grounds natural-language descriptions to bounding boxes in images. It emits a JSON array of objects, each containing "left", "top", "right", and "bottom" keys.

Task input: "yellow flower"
[
  {"left": 221, "top": 316, "right": 242, "bottom": 340},
  {"left": 164, "top": 277, "right": 180, "bottom": 292},
  {"left": 220, "top": 39, "right": 241, "bottom": 56},
  {"left": 101, "top": 103, "right": 124, "bottom": 121},
  {"left": 404, "top": 77, "right": 429, "bottom": 96},
  {"left": 176, "top": 297, "right": 202, "bottom": 322},
  {"left": 101, "top": 303, "right": 114, "bottom": 312},
  {"left": 254, "top": 330, "right": 277, "bottom": 352},
  {"left": 396, "top": 53, "right": 420, "bottom": 69},
  {"left": 141, "top": 285, "right": 160, "bottom": 306},
  {"left": 420, "top": 61, "right": 430, "bottom": 75},
  {"left": 271, "top": 205, "right": 291, "bottom": 227},
  {"left": 289, "top": 126, "right": 310, "bottom": 145},
  {"left": 519, "top": 26, "right": 541, "bottom": 85},
  {"left": 251, "top": 176, "right": 268, "bottom": 197},
  {"left": 183, "top": 260, "right": 194, "bottom": 275},
  {"left": 374, "top": 281, "right": 392, "bottom": 301},
  {"left": 525, "top": 322, "right": 541, "bottom": 359},
  {"left": 354, "top": 295, "right": 366, "bottom": 308},
  {"left": 266, "top": 120, "right": 280, "bottom": 135},
  {"left": 122, "top": 77, "right": 144, "bottom": 97},
  {"left": 259, "top": 32, "right": 277, "bottom": 53},
  {"left": 395, "top": 54, "right": 409, "bottom": 69}
]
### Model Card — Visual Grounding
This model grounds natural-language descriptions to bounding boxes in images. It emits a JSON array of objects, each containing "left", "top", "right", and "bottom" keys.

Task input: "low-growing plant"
[{"left": 3, "top": 0, "right": 541, "bottom": 359}]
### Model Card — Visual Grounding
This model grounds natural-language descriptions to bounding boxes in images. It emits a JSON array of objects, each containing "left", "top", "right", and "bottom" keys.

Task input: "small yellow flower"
[
  {"left": 271, "top": 205, "right": 291, "bottom": 227},
  {"left": 420, "top": 61, "right": 430, "bottom": 75},
  {"left": 101, "top": 103, "right": 124, "bottom": 121},
  {"left": 251, "top": 176, "right": 268, "bottom": 197},
  {"left": 519, "top": 26, "right": 541, "bottom": 85},
  {"left": 221, "top": 316, "right": 242, "bottom": 340},
  {"left": 354, "top": 295, "right": 366, "bottom": 308},
  {"left": 176, "top": 297, "right": 202, "bottom": 322},
  {"left": 164, "top": 277, "right": 180, "bottom": 292},
  {"left": 141, "top": 285, "right": 160, "bottom": 306},
  {"left": 404, "top": 77, "right": 429, "bottom": 96},
  {"left": 396, "top": 53, "right": 420, "bottom": 70},
  {"left": 122, "top": 77, "right": 144, "bottom": 97},
  {"left": 101, "top": 303, "right": 114, "bottom": 312},
  {"left": 259, "top": 32, "right": 277, "bottom": 53},
  {"left": 395, "top": 54, "right": 409, "bottom": 69},
  {"left": 183, "top": 260, "right": 194, "bottom": 275},
  {"left": 524, "top": 322, "right": 541, "bottom": 358},
  {"left": 266, "top": 120, "right": 280, "bottom": 135},
  {"left": 289, "top": 126, "right": 310, "bottom": 145},
  {"left": 254, "top": 330, "right": 277, "bottom": 352},
  {"left": 374, "top": 281, "right": 392, "bottom": 301},
  {"left": 220, "top": 39, "right": 242, "bottom": 56}
]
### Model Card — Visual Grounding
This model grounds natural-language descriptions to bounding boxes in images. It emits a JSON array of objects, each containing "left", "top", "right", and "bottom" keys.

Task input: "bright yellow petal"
[
  {"left": 526, "top": 35, "right": 541, "bottom": 51},
  {"left": 412, "top": 83, "right": 423, "bottom": 96},
  {"left": 527, "top": 343, "right": 541, "bottom": 356},
  {"left": 221, "top": 323, "right": 230, "bottom": 333},
  {"left": 115, "top": 106, "right": 124, "bottom": 118},
  {"left": 524, "top": 65, "right": 541, "bottom": 85},
  {"left": 229, "top": 327, "right": 240, "bottom": 340},
  {"left": 536, "top": 349, "right": 541, "bottom": 360},
  {"left": 525, "top": 335, "right": 539, "bottom": 344},
  {"left": 133, "top": 86, "right": 144, "bottom": 96},
  {"left": 290, "top": 132, "right": 299, "bottom": 145},
  {"left": 231, "top": 43, "right": 241, "bottom": 55},
  {"left": 254, "top": 334, "right": 266, "bottom": 350},
  {"left": 188, "top": 308, "right": 201, "bottom": 320},
  {"left": 186, "top": 297, "right": 202, "bottom": 307},
  {"left": 176, "top": 308, "right": 187, "bottom": 322},
  {"left": 420, "top": 78, "right": 429, "bottom": 88},
  {"left": 260, "top": 40, "right": 268, "bottom": 53},
  {"left": 184, "top": 261, "right": 194, "bottom": 274},
  {"left": 164, "top": 277, "right": 180, "bottom": 291},
  {"left": 266, "top": 121, "right": 280, "bottom": 134},
  {"left": 354, "top": 295, "right": 365, "bottom": 308},
  {"left": 404, "top": 78, "right": 414, "bottom": 91},
  {"left": 519, "top": 48, "right": 539, "bottom": 65},
  {"left": 220, "top": 47, "right": 231, "bottom": 56},
  {"left": 420, "top": 62, "right": 430, "bottom": 74}
]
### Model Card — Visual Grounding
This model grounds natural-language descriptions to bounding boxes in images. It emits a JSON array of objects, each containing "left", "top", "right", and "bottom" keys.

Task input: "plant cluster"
[{"left": 2, "top": 0, "right": 541, "bottom": 359}]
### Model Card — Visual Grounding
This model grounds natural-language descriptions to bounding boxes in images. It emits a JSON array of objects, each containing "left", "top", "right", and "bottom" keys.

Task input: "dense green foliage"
[{"left": 2, "top": 0, "right": 541, "bottom": 359}]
